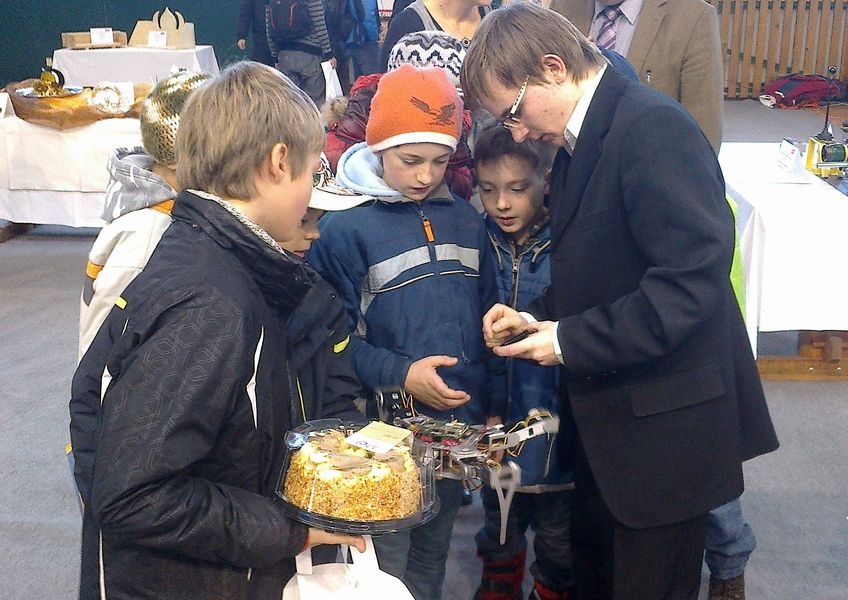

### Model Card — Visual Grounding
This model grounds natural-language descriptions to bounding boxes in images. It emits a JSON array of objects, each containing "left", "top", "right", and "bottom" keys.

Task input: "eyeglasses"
[{"left": 500, "top": 76, "right": 529, "bottom": 129}]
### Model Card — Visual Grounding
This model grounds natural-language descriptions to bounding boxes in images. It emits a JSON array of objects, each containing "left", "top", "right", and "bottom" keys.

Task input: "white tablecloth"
[
  {"left": 52, "top": 46, "right": 219, "bottom": 87},
  {"left": 0, "top": 114, "right": 141, "bottom": 227},
  {"left": 718, "top": 142, "right": 848, "bottom": 356}
]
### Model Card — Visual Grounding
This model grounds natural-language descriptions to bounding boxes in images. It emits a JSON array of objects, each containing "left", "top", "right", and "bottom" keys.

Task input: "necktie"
[{"left": 595, "top": 5, "right": 623, "bottom": 52}]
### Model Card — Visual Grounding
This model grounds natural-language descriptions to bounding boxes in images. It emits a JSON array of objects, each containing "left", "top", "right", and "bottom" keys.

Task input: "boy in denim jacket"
[{"left": 473, "top": 124, "right": 575, "bottom": 600}]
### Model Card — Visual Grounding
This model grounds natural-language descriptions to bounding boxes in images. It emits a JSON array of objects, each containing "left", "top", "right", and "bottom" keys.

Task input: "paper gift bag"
[
  {"left": 283, "top": 536, "right": 413, "bottom": 600},
  {"left": 321, "top": 61, "right": 343, "bottom": 103}
]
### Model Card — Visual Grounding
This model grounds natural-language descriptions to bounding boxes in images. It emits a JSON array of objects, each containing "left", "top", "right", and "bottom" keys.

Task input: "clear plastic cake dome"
[{"left": 277, "top": 418, "right": 439, "bottom": 534}]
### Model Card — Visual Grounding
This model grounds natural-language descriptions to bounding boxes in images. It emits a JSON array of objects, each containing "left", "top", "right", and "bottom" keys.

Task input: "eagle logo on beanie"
[
  {"left": 366, "top": 64, "right": 463, "bottom": 153},
  {"left": 411, "top": 97, "right": 457, "bottom": 126}
]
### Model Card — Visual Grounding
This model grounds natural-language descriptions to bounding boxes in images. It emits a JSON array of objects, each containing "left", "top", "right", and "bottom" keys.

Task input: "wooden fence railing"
[{"left": 709, "top": 0, "right": 848, "bottom": 98}]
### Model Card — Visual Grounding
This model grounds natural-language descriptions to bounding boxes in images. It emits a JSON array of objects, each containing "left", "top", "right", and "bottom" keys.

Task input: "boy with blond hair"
[
  {"left": 306, "top": 64, "right": 505, "bottom": 600},
  {"left": 69, "top": 61, "right": 364, "bottom": 600}
]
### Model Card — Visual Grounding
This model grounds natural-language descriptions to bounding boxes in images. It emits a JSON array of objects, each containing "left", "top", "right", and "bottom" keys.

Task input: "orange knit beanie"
[{"left": 366, "top": 64, "right": 462, "bottom": 153}]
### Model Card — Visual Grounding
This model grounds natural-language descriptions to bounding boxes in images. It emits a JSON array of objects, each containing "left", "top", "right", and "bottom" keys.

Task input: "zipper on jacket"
[
  {"left": 296, "top": 377, "right": 306, "bottom": 423},
  {"left": 504, "top": 242, "right": 524, "bottom": 418},
  {"left": 417, "top": 205, "right": 435, "bottom": 243},
  {"left": 509, "top": 243, "right": 521, "bottom": 309}
]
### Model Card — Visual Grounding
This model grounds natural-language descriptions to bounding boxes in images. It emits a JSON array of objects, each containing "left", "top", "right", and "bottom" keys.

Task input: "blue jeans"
[
  {"left": 373, "top": 478, "right": 464, "bottom": 600},
  {"left": 704, "top": 497, "right": 756, "bottom": 580},
  {"left": 476, "top": 486, "right": 575, "bottom": 592},
  {"left": 277, "top": 49, "right": 324, "bottom": 106}
]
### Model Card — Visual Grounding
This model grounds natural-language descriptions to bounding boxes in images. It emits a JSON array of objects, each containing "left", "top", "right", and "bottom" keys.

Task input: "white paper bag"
[
  {"left": 321, "top": 61, "right": 343, "bottom": 103},
  {"left": 283, "top": 536, "right": 414, "bottom": 600}
]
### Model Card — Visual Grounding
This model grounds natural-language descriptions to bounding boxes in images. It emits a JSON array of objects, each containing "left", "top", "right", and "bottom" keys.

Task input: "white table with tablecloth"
[
  {"left": 718, "top": 142, "right": 848, "bottom": 356},
  {"left": 0, "top": 113, "right": 141, "bottom": 227},
  {"left": 52, "top": 45, "right": 219, "bottom": 87}
]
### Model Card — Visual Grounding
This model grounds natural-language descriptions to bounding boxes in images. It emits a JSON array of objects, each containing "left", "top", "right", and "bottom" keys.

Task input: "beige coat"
[{"left": 548, "top": 0, "right": 724, "bottom": 151}]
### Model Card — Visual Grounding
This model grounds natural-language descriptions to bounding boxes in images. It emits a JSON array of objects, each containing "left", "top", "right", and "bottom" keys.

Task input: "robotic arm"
[{"left": 375, "top": 388, "right": 559, "bottom": 488}]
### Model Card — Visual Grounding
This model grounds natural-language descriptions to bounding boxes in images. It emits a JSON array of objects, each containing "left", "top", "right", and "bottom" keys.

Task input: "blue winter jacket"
[
  {"left": 486, "top": 217, "right": 573, "bottom": 489},
  {"left": 308, "top": 143, "right": 506, "bottom": 424}
]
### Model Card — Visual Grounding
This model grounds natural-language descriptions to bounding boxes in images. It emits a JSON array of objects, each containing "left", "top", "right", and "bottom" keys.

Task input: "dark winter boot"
[
  {"left": 473, "top": 551, "right": 526, "bottom": 600},
  {"left": 528, "top": 579, "right": 574, "bottom": 600},
  {"left": 708, "top": 573, "right": 745, "bottom": 600}
]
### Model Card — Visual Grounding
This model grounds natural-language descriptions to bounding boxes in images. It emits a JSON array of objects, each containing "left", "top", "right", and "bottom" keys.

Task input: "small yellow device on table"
[
  {"left": 803, "top": 66, "right": 848, "bottom": 178},
  {"left": 804, "top": 135, "right": 848, "bottom": 178}
]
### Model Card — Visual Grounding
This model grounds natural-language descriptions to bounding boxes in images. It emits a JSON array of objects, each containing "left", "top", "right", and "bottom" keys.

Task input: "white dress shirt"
[{"left": 528, "top": 64, "right": 608, "bottom": 364}]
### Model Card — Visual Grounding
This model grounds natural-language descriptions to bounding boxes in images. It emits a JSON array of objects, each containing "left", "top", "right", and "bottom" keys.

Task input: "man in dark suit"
[
  {"left": 547, "top": 4, "right": 758, "bottom": 598},
  {"left": 460, "top": 4, "right": 778, "bottom": 599},
  {"left": 546, "top": 0, "right": 724, "bottom": 152}
]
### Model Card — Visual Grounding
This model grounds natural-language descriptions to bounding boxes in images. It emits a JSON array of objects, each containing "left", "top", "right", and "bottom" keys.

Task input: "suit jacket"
[
  {"left": 532, "top": 67, "right": 778, "bottom": 529},
  {"left": 548, "top": 0, "right": 724, "bottom": 151}
]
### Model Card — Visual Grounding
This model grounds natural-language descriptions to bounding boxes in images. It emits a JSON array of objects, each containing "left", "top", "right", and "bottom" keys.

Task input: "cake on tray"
[{"left": 283, "top": 428, "right": 421, "bottom": 521}]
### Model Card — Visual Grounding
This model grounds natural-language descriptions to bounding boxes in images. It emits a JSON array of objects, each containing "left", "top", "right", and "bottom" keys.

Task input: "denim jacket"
[{"left": 487, "top": 216, "right": 573, "bottom": 490}]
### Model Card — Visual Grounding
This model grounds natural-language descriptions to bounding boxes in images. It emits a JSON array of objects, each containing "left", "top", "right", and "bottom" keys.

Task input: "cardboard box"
[{"left": 61, "top": 30, "right": 128, "bottom": 50}]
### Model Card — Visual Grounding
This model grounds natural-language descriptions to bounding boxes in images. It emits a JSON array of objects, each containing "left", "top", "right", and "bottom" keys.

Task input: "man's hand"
[
  {"left": 237, "top": 38, "right": 246, "bottom": 50},
  {"left": 307, "top": 528, "right": 366, "bottom": 553},
  {"left": 329, "top": 57, "right": 338, "bottom": 69},
  {"left": 482, "top": 303, "right": 530, "bottom": 348},
  {"left": 491, "top": 320, "right": 561, "bottom": 366},
  {"left": 404, "top": 356, "right": 470, "bottom": 411}
]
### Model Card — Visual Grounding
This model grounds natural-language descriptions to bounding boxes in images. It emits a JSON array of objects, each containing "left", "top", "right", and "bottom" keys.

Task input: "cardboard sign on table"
[{"left": 129, "top": 8, "right": 196, "bottom": 49}]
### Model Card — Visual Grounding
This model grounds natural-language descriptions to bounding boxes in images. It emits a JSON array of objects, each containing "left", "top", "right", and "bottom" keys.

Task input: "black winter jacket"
[
  {"left": 237, "top": 0, "right": 274, "bottom": 65},
  {"left": 70, "top": 190, "right": 360, "bottom": 599}
]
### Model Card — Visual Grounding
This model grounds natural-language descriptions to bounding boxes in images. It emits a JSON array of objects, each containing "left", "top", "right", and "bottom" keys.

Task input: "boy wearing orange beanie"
[{"left": 307, "top": 64, "right": 506, "bottom": 600}]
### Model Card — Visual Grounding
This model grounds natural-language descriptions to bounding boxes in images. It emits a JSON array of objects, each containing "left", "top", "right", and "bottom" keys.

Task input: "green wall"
[{"left": 1, "top": 1, "right": 252, "bottom": 87}]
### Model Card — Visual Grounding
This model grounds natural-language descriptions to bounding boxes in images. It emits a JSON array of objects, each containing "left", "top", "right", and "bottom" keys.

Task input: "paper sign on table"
[
  {"left": 147, "top": 30, "right": 168, "bottom": 48},
  {"left": 90, "top": 27, "right": 114, "bottom": 46},
  {"left": 776, "top": 139, "right": 801, "bottom": 171},
  {"left": 774, "top": 138, "right": 808, "bottom": 183}
]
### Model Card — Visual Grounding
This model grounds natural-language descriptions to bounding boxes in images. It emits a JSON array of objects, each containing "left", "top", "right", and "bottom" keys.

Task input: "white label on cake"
[{"left": 346, "top": 421, "right": 412, "bottom": 454}]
